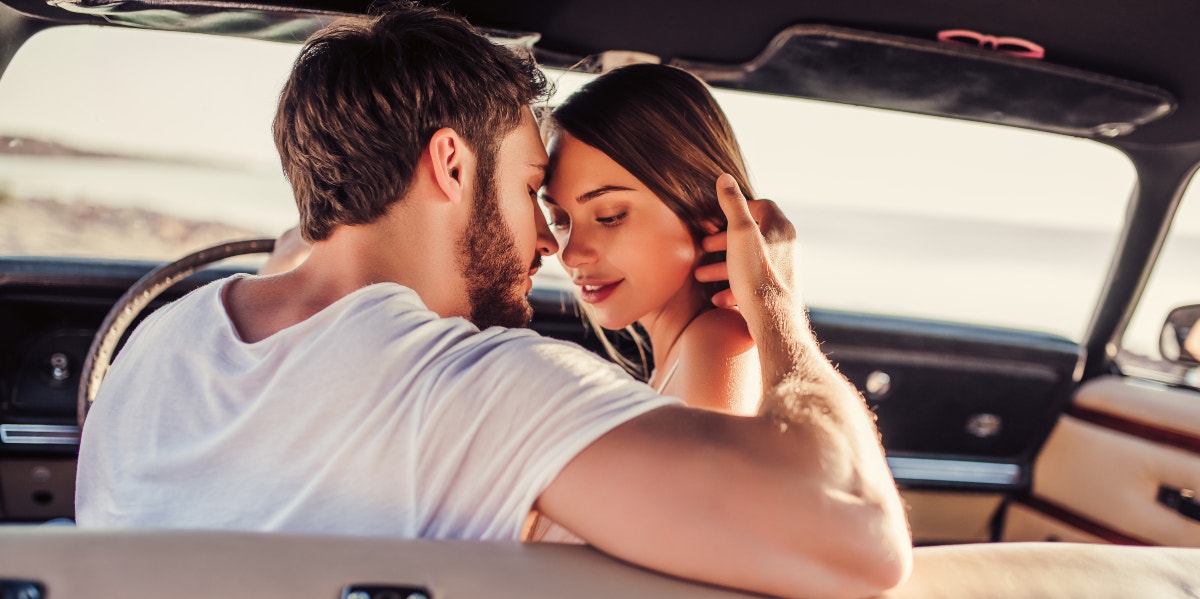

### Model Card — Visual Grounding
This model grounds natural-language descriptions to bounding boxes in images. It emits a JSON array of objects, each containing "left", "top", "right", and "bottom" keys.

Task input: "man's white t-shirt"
[{"left": 75, "top": 275, "right": 678, "bottom": 539}]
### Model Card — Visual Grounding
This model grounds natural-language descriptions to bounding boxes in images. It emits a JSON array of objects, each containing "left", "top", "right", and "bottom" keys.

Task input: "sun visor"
[
  {"left": 45, "top": 0, "right": 339, "bottom": 42},
  {"left": 671, "top": 25, "right": 1175, "bottom": 139},
  {"left": 45, "top": 1, "right": 542, "bottom": 51}
]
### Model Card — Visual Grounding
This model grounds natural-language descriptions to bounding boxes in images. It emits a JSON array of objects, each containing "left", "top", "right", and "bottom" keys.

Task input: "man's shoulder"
[
  {"left": 312, "top": 286, "right": 588, "bottom": 364},
  {"left": 464, "top": 324, "right": 597, "bottom": 358},
  {"left": 453, "top": 327, "right": 645, "bottom": 392},
  {"left": 130, "top": 275, "right": 233, "bottom": 335},
  {"left": 93, "top": 277, "right": 239, "bottom": 376}
]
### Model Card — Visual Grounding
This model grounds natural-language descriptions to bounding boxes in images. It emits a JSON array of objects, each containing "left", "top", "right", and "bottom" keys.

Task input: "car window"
[
  {"left": 718, "top": 89, "right": 1134, "bottom": 343},
  {"left": 1117, "top": 184, "right": 1200, "bottom": 390},
  {"left": 0, "top": 26, "right": 301, "bottom": 262}
]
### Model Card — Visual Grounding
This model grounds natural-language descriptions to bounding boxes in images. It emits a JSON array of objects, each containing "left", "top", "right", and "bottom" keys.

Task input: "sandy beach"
[{"left": 0, "top": 196, "right": 267, "bottom": 261}]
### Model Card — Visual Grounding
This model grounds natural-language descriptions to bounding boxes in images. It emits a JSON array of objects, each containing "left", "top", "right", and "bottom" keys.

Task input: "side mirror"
[{"left": 1160, "top": 304, "right": 1200, "bottom": 365}]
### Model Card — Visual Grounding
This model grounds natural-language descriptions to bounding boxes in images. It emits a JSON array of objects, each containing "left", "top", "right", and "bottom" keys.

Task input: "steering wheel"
[{"left": 77, "top": 239, "right": 276, "bottom": 428}]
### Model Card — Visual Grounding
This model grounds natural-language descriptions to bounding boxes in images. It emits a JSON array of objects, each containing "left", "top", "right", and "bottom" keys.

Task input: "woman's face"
[{"left": 542, "top": 132, "right": 700, "bottom": 330}]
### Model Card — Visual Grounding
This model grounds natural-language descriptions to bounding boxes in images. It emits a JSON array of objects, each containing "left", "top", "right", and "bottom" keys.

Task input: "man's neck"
[{"left": 225, "top": 207, "right": 469, "bottom": 343}]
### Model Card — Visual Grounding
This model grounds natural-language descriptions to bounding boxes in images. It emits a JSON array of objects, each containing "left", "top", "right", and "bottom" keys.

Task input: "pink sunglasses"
[{"left": 937, "top": 29, "right": 1045, "bottom": 60}]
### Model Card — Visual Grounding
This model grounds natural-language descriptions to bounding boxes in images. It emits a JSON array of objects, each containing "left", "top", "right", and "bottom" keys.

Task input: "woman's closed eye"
[
  {"left": 596, "top": 212, "right": 627, "bottom": 227},
  {"left": 546, "top": 209, "right": 570, "bottom": 230}
]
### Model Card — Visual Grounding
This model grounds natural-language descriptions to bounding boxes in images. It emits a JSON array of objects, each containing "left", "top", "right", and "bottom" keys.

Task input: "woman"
[
  {"left": 522, "top": 64, "right": 769, "bottom": 543},
  {"left": 540, "top": 62, "right": 762, "bottom": 415}
]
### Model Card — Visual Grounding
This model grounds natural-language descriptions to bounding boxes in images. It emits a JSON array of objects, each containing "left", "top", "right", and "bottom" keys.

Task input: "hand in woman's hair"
[{"left": 695, "top": 175, "right": 797, "bottom": 309}]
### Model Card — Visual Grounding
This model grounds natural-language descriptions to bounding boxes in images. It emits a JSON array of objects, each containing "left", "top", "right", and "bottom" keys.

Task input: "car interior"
[{"left": 0, "top": 0, "right": 1198, "bottom": 597}]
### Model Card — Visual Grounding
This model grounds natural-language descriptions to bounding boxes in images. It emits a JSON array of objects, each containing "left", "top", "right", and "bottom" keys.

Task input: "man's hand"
[
  {"left": 258, "top": 226, "right": 312, "bottom": 275},
  {"left": 694, "top": 174, "right": 797, "bottom": 311}
]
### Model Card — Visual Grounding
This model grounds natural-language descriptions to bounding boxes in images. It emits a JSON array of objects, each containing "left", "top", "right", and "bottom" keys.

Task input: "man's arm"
[{"left": 538, "top": 175, "right": 911, "bottom": 599}]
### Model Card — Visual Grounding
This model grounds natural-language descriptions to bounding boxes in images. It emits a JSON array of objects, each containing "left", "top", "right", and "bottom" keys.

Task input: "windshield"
[{"left": 0, "top": 25, "right": 1136, "bottom": 343}]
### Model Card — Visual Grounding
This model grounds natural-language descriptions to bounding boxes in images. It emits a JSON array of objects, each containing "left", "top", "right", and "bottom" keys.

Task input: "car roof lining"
[
  {"left": 670, "top": 25, "right": 1174, "bottom": 139},
  {"left": 4, "top": 0, "right": 1200, "bottom": 146}
]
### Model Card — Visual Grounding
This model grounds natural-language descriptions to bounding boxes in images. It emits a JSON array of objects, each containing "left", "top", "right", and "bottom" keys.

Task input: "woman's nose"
[{"left": 558, "top": 227, "right": 595, "bottom": 269}]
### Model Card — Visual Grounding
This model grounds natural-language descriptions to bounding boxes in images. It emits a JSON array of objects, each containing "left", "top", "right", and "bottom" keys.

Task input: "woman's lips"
[{"left": 578, "top": 280, "right": 622, "bottom": 304}]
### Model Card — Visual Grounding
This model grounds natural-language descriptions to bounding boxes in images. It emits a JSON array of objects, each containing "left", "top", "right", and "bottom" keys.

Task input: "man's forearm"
[
  {"left": 749, "top": 288, "right": 879, "bottom": 454},
  {"left": 699, "top": 176, "right": 911, "bottom": 596},
  {"left": 745, "top": 285, "right": 912, "bottom": 597}
]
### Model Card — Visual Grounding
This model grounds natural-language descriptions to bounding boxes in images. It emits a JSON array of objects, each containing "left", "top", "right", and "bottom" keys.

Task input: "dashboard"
[{"left": 0, "top": 256, "right": 1082, "bottom": 526}]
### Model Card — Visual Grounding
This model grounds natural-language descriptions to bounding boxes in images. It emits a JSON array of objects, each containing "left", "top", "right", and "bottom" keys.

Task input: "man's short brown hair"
[{"left": 274, "top": 2, "right": 549, "bottom": 242}]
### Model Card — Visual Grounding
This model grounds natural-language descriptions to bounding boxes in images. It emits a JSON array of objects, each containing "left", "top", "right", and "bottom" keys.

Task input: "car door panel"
[
  {"left": 900, "top": 490, "right": 1004, "bottom": 544},
  {"left": 1003, "top": 376, "right": 1200, "bottom": 546},
  {"left": 1003, "top": 501, "right": 1110, "bottom": 544},
  {"left": 813, "top": 309, "right": 1080, "bottom": 463},
  {"left": 806, "top": 309, "right": 1082, "bottom": 544}
]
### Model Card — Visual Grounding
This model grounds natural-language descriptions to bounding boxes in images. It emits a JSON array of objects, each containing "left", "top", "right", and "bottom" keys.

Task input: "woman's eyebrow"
[
  {"left": 544, "top": 183, "right": 638, "bottom": 207},
  {"left": 541, "top": 185, "right": 635, "bottom": 207},
  {"left": 577, "top": 185, "right": 634, "bottom": 203}
]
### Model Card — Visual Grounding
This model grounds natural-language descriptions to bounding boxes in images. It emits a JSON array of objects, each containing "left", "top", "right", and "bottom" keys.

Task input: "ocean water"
[
  {"left": 0, "top": 155, "right": 297, "bottom": 235},
  {"left": 2, "top": 154, "right": 1197, "bottom": 358},
  {"left": 792, "top": 206, "right": 1199, "bottom": 356}
]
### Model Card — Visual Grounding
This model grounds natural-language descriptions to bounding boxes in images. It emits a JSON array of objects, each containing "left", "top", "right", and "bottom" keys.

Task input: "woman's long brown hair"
[{"left": 549, "top": 63, "right": 756, "bottom": 380}]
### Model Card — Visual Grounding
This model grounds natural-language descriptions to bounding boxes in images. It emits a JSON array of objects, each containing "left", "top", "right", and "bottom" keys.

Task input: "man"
[{"left": 76, "top": 4, "right": 912, "bottom": 598}]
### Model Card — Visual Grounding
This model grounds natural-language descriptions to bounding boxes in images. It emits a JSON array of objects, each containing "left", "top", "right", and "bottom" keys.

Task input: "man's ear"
[{"left": 427, "top": 127, "right": 473, "bottom": 204}]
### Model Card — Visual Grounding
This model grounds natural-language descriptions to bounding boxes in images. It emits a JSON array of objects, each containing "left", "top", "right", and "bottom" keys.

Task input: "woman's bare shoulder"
[
  {"left": 670, "top": 308, "right": 760, "bottom": 414},
  {"left": 681, "top": 307, "right": 755, "bottom": 356}
]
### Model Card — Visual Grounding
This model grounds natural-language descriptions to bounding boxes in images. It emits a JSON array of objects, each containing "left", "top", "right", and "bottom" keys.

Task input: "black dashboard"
[{"left": 0, "top": 256, "right": 1083, "bottom": 523}]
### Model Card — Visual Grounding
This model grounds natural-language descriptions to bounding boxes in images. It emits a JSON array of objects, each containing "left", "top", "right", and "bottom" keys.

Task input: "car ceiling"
[{"left": 3, "top": 0, "right": 1200, "bottom": 147}]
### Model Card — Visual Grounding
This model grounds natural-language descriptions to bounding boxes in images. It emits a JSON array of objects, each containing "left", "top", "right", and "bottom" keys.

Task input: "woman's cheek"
[{"left": 656, "top": 233, "right": 699, "bottom": 286}]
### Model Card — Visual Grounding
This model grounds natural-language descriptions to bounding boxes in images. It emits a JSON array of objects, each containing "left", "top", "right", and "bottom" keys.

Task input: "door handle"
[{"left": 1157, "top": 485, "right": 1200, "bottom": 523}]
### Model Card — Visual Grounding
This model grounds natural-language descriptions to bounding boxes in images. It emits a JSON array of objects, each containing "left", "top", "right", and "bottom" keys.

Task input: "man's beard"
[{"left": 456, "top": 154, "right": 539, "bottom": 329}]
